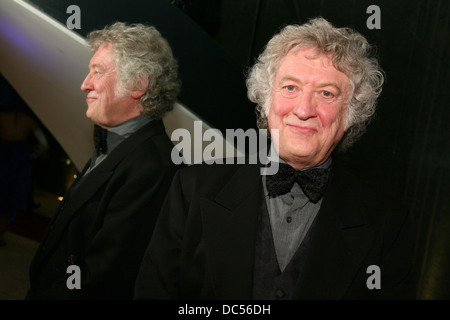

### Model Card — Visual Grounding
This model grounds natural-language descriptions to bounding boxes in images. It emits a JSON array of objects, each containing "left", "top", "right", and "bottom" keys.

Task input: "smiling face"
[
  {"left": 268, "top": 47, "right": 351, "bottom": 170},
  {"left": 80, "top": 43, "right": 144, "bottom": 129}
]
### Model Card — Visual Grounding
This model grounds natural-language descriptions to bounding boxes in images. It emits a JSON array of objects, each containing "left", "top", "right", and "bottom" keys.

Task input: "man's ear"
[
  {"left": 131, "top": 78, "right": 149, "bottom": 99},
  {"left": 131, "top": 89, "right": 146, "bottom": 99}
]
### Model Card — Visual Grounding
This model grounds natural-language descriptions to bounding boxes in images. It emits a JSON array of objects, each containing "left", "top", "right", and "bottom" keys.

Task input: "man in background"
[{"left": 27, "top": 22, "right": 183, "bottom": 299}]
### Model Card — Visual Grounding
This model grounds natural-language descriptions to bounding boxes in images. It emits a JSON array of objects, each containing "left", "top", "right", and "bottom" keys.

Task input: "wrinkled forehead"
[
  {"left": 287, "top": 45, "right": 355, "bottom": 84},
  {"left": 89, "top": 43, "right": 115, "bottom": 67},
  {"left": 278, "top": 47, "right": 347, "bottom": 80},
  {"left": 276, "top": 46, "right": 354, "bottom": 102},
  {"left": 286, "top": 45, "right": 334, "bottom": 67}
]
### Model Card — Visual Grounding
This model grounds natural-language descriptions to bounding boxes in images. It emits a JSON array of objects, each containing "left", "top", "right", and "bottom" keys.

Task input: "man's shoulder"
[
  {"left": 331, "top": 161, "right": 408, "bottom": 212},
  {"left": 180, "top": 158, "right": 258, "bottom": 176},
  {"left": 171, "top": 160, "right": 261, "bottom": 199},
  {"left": 176, "top": 158, "right": 261, "bottom": 186},
  {"left": 125, "top": 121, "right": 179, "bottom": 165}
]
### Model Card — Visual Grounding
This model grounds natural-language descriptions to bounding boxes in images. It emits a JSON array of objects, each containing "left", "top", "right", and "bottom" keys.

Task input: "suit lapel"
[
  {"left": 198, "top": 162, "right": 376, "bottom": 299},
  {"left": 294, "top": 164, "right": 375, "bottom": 299},
  {"left": 200, "top": 164, "right": 263, "bottom": 299}
]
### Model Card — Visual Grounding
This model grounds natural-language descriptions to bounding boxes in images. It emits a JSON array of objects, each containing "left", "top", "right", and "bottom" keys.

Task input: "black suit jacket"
[
  {"left": 134, "top": 160, "right": 417, "bottom": 299},
  {"left": 27, "top": 120, "right": 183, "bottom": 299}
]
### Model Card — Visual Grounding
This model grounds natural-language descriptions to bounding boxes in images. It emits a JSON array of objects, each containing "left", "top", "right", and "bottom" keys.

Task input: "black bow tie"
[
  {"left": 93, "top": 125, "right": 108, "bottom": 155},
  {"left": 265, "top": 163, "right": 330, "bottom": 203}
]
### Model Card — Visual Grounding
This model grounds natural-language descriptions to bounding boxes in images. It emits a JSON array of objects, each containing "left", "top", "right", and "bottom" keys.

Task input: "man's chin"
[
  {"left": 279, "top": 145, "right": 319, "bottom": 163},
  {"left": 285, "top": 142, "right": 315, "bottom": 156}
]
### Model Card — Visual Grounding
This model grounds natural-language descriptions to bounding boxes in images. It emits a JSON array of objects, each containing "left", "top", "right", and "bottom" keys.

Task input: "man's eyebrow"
[
  {"left": 89, "top": 63, "right": 104, "bottom": 70},
  {"left": 278, "top": 75, "right": 301, "bottom": 84},
  {"left": 278, "top": 76, "right": 343, "bottom": 92},
  {"left": 316, "top": 82, "right": 342, "bottom": 93}
]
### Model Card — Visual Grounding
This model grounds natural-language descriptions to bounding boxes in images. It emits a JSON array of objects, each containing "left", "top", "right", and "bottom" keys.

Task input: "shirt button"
[
  {"left": 275, "top": 289, "right": 285, "bottom": 298},
  {"left": 286, "top": 216, "right": 292, "bottom": 223},
  {"left": 67, "top": 254, "right": 77, "bottom": 264}
]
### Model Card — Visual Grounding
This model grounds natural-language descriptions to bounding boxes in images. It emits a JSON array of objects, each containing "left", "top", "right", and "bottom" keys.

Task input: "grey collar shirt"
[
  {"left": 262, "top": 156, "right": 332, "bottom": 271},
  {"left": 84, "top": 114, "right": 152, "bottom": 176}
]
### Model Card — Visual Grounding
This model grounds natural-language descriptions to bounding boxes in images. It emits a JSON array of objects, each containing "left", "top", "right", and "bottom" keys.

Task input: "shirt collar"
[
  {"left": 109, "top": 114, "right": 152, "bottom": 139},
  {"left": 106, "top": 114, "right": 152, "bottom": 153}
]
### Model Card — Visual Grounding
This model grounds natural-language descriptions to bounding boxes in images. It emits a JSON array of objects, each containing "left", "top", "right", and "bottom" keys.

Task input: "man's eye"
[
  {"left": 320, "top": 91, "right": 338, "bottom": 101},
  {"left": 280, "top": 84, "right": 301, "bottom": 98},
  {"left": 280, "top": 85, "right": 299, "bottom": 98},
  {"left": 286, "top": 85, "right": 296, "bottom": 91},
  {"left": 317, "top": 90, "right": 339, "bottom": 103},
  {"left": 281, "top": 85, "right": 298, "bottom": 96}
]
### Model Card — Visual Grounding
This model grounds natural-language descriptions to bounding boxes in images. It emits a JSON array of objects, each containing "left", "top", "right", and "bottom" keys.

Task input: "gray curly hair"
[
  {"left": 86, "top": 22, "right": 181, "bottom": 119},
  {"left": 246, "top": 17, "right": 384, "bottom": 151}
]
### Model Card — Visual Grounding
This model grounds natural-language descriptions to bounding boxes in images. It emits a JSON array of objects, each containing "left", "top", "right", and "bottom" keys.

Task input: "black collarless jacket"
[
  {"left": 27, "top": 120, "right": 184, "bottom": 299},
  {"left": 134, "top": 160, "right": 417, "bottom": 300}
]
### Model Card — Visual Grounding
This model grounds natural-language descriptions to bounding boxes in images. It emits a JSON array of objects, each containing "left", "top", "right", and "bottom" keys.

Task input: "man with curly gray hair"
[
  {"left": 247, "top": 17, "right": 384, "bottom": 152},
  {"left": 27, "top": 22, "right": 184, "bottom": 299},
  {"left": 135, "top": 17, "right": 417, "bottom": 300}
]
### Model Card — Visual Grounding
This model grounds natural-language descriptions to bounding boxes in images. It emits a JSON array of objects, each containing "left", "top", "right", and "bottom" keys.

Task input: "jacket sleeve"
[
  {"left": 134, "top": 169, "right": 188, "bottom": 299},
  {"left": 81, "top": 158, "right": 179, "bottom": 299},
  {"left": 375, "top": 206, "right": 419, "bottom": 299}
]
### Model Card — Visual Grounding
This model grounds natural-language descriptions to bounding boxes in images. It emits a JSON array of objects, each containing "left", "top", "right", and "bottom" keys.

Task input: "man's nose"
[
  {"left": 80, "top": 73, "right": 92, "bottom": 92},
  {"left": 292, "top": 90, "right": 317, "bottom": 120}
]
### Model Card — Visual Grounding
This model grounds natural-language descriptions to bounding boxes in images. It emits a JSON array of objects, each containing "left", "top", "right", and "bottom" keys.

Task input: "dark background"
[{"left": 9, "top": 0, "right": 450, "bottom": 299}]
